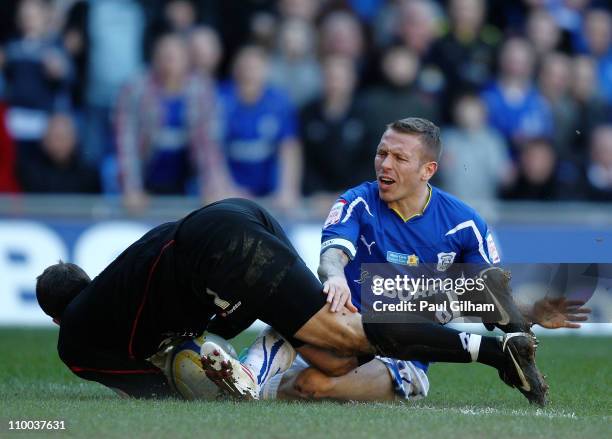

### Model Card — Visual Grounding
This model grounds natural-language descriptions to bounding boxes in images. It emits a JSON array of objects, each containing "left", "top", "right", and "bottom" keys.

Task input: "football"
[{"left": 170, "top": 333, "right": 238, "bottom": 400}]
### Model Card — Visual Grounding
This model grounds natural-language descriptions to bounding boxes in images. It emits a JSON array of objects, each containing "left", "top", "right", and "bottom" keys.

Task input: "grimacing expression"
[{"left": 374, "top": 129, "right": 436, "bottom": 203}]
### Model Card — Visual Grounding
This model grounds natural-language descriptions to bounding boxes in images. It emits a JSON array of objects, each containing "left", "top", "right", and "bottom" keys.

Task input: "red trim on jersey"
[
  {"left": 128, "top": 239, "right": 176, "bottom": 359},
  {"left": 70, "top": 366, "right": 161, "bottom": 375}
]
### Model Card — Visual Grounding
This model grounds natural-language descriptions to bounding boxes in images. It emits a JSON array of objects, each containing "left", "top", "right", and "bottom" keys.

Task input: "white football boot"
[
  {"left": 200, "top": 327, "right": 296, "bottom": 400},
  {"left": 200, "top": 340, "right": 259, "bottom": 400}
]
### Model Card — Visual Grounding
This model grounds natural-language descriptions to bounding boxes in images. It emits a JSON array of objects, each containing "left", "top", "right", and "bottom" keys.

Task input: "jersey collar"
[{"left": 390, "top": 184, "right": 433, "bottom": 222}]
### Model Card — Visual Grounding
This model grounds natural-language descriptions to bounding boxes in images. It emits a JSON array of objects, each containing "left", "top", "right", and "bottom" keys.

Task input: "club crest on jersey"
[
  {"left": 324, "top": 200, "right": 346, "bottom": 228},
  {"left": 387, "top": 251, "right": 419, "bottom": 266},
  {"left": 436, "top": 251, "right": 456, "bottom": 272},
  {"left": 408, "top": 254, "right": 419, "bottom": 266},
  {"left": 486, "top": 233, "right": 501, "bottom": 263}
]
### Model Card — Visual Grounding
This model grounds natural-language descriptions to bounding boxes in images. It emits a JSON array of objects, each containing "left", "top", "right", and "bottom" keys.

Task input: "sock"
[
  {"left": 242, "top": 327, "right": 296, "bottom": 388},
  {"left": 464, "top": 332, "right": 482, "bottom": 362},
  {"left": 474, "top": 335, "right": 505, "bottom": 369},
  {"left": 362, "top": 317, "right": 503, "bottom": 370}
]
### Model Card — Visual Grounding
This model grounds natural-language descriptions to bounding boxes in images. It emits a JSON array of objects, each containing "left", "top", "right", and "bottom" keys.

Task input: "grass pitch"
[{"left": 1, "top": 328, "right": 610, "bottom": 439}]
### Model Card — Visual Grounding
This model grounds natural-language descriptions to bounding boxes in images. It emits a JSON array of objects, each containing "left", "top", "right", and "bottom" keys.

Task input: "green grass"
[{"left": 1, "top": 328, "right": 610, "bottom": 439}]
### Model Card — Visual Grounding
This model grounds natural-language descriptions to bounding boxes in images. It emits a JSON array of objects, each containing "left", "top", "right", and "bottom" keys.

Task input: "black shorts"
[{"left": 174, "top": 198, "right": 327, "bottom": 343}]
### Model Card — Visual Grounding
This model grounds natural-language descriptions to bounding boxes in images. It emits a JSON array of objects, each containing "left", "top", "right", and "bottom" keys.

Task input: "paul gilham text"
[{"left": 372, "top": 300, "right": 495, "bottom": 313}]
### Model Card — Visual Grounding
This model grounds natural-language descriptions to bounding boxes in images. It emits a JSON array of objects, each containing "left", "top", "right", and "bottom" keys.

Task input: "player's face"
[{"left": 374, "top": 129, "right": 435, "bottom": 202}]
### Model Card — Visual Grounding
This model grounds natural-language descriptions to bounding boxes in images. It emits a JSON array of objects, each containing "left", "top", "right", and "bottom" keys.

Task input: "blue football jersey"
[
  {"left": 321, "top": 181, "right": 501, "bottom": 310},
  {"left": 219, "top": 82, "right": 298, "bottom": 196}
]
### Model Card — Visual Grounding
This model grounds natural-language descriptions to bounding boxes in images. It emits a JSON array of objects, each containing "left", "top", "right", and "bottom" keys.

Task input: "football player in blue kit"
[{"left": 253, "top": 118, "right": 588, "bottom": 402}]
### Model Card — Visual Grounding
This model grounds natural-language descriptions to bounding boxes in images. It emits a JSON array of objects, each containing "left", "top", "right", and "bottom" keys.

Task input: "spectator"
[
  {"left": 68, "top": 0, "right": 146, "bottom": 164},
  {"left": 249, "top": 11, "right": 278, "bottom": 51},
  {"left": 219, "top": 46, "right": 302, "bottom": 210},
  {"left": 439, "top": 94, "right": 512, "bottom": 203},
  {"left": 526, "top": 8, "right": 563, "bottom": 58},
  {"left": 581, "top": 8, "right": 612, "bottom": 104},
  {"left": 481, "top": 37, "right": 554, "bottom": 151},
  {"left": 300, "top": 55, "right": 370, "bottom": 199},
  {"left": 2, "top": 0, "right": 72, "bottom": 144},
  {"left": 146, "top": 0, "right": 198, "bottom": 58},
  {"left": 396, "top": 0, "right": 445, "bottom": 95},
  {"left": 538, "top": 52, "right": 578, "bottom": 159},
  {"left": 362, "top": 46, "right": 440, "bottom": 145},
  {"left": 163, "top": 0, "right": 197, "bottom": 34},
  {"left": 570, "top": 55, "right": 611, "bottom": 156},
  {"left": 0, "top": 102, "right": 20, "bottom": 193},
  {"left": 17, "top": 113, "right": 100, "bottom": 193},
  {"left": 396, "top": 0, "right": 440, "bottom": 57},
  {"left": 278, "top": 0, "right": 321, "bottom": 23},
  {"left": 115, "top": 34, "right": 231, "bottom": 210},
  {"left": 319, "top": 11, "right": 365, "bottom": 65},
  {"left": 431, "top": 0, "right": 500, "bottom": 116},
  {"left": 586, "top": 124, "right": 612, "bottom": 201},
  {"left": 268, "top": 18, "right": 322, "bottom": 107},
  {"left": 189, "top": 26, "right": 223, "bottom": 80},
  {"left": 248, "top": 0, "right": 321, "bottom": 52},
  {"left": 502, "top": 138, "right": 562, "bottom": 201},
  {"left": 370, "top": 0, "right": 401, "bottom": 48}
]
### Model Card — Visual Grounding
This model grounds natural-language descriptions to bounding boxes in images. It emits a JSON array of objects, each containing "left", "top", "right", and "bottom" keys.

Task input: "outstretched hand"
[
  {"left": 532, "top": 297, "right": 591, "bottom": 329},
  {"left": 323, "top": 276, "right": 358, "bottom": 313}
]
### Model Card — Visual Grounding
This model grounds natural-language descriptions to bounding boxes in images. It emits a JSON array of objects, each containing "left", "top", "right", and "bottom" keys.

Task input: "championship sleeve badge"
[
  {"left": 486, "top": 233, "right": 501, "bottom": 263},
  {"left": 324, "top": 200, "right": 347, "bottom": 228}
]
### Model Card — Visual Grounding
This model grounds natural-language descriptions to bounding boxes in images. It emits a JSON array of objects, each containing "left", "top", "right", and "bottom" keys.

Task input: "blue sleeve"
[
  {"left": 320, "top": 187, "right": 368, "bottom": 260},
  {"left": 461, "top": 212, "right": 501, "bottom": 265}
]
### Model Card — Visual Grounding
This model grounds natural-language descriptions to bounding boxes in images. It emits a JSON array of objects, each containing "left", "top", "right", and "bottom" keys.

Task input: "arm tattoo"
[{"left": 318, "top": 248, "right": 350, "bottom": 283}]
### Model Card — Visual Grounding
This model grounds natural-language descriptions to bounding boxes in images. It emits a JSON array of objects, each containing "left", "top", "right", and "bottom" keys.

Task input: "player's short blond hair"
[{"left": 388, "top": 117, "right": 442, "bottom": 162}]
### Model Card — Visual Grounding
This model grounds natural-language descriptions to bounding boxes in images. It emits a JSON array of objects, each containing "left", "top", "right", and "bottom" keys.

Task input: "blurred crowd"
[{"left": 0, "top": 0, "right": 611, "bottom": 213}]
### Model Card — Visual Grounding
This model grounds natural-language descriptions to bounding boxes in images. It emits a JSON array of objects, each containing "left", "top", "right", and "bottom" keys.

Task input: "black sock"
[
  {"left": 362, "top": 318, "right": 503, "bottom": 370},
  {"left": 476, "top": 336, "right": 505, "bottom": 369}
]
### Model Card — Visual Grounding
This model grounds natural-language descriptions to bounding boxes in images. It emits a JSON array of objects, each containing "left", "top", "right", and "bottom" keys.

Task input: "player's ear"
[{"left": 421, "top": 161, "right": 438, "bottom": 181}]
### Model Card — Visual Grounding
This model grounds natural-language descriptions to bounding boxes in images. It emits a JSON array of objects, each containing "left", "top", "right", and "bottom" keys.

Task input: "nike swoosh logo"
[
  {"left": 484, "top": 283, "right": 511, "bottom": 325},
  {"left": 508, "top": 349, "right": 531, "bottom": 392}
]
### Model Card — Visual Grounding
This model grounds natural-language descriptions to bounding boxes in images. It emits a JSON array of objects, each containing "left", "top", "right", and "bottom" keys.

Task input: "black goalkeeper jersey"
[{"left": 58, "top": 198, "right": 299, "bottom": 361}]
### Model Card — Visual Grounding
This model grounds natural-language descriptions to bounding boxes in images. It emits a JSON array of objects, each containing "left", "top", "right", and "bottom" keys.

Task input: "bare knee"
[{"left": 294, "top": 368, "right": 335, "bottom": 399}]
